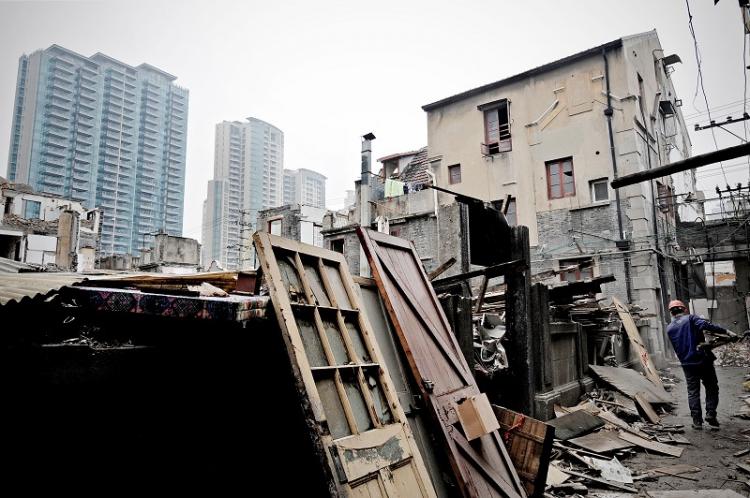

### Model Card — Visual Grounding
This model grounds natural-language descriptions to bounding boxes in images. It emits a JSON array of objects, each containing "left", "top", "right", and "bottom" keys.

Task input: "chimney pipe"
[{"left": 359, "top": 133, "right": 375, "bottom": 276}]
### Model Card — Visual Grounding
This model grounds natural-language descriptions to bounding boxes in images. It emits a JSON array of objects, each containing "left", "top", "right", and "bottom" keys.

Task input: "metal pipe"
[
  {"left": 603, "top": 48, "right": 633, "bottom": 301},
  {"left": 611, "top": 142, "right": 750, "bottom": 188}
]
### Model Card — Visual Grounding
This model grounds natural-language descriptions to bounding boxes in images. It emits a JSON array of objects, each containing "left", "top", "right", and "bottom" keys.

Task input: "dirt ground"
[{"left": 591, "top": 365, "right": 750, "bottom": 497}]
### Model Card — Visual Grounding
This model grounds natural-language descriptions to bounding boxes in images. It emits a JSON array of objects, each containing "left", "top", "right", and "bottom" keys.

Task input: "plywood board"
[
  {"left": 612, "top": 297, "right": 664, "bottom": 389},
  {"left": 588, "top": 365, "right": 672, "bottom": 403},
  {"left": 495, "top": 405, "right": 554, "bottom": 497},
  {"left": 568, "top": 430, "right": 635, "bottom": 453},
  {"left": 358, "top": 228, "right": 526, "bottom": 498},
  {"left": 617, "top": 431, "right": 683, "bottom": 457},
  {"left": 548, "top": 410, "right": 604, "bottom": 441}
]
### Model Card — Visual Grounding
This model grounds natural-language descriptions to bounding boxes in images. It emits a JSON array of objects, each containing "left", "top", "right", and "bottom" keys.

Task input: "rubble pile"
[{"left": 716, "top": 340, "right": 750, "bottom": 367}]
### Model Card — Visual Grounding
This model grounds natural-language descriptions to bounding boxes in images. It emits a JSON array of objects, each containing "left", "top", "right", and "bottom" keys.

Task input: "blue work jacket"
[{"left": 666, "top": 314, "right": 725, "bottom": 366}]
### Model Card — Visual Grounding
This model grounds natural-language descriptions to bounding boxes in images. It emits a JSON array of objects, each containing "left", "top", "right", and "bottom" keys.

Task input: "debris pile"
[{"left": 716, "top": 340, "right": 750, "bottom": 367}]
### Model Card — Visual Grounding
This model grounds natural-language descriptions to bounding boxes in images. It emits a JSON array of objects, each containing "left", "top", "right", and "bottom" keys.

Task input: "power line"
[{"left": 686, "top": 0, "right": 729, "bottom": 184}]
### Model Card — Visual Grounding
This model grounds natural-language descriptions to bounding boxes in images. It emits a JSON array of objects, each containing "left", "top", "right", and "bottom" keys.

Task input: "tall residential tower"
[
  {"left": 201, "top": 117, "right": 283, "bottom": 269},
  {"left": 282, "top": 168, "right": 327, "bottom": 208},
  {"left": 6, "top": 45, "right": 188, "bottom": 256}
]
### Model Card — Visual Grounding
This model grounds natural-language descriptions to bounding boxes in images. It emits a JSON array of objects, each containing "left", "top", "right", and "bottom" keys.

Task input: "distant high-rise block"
[
  {"left": 7, "top": 45, "right": 188, "bottom": 256},
  {"left": 283, "top": 168, "right": 326, "bottom": 209},
  {"left": 201, "top": 117, "right": 283, "bottom": 269}
]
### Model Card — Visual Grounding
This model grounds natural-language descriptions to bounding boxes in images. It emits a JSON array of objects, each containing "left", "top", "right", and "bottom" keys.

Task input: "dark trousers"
[{"left": 682, "top": 361, "right": 719, "bottom": 422}]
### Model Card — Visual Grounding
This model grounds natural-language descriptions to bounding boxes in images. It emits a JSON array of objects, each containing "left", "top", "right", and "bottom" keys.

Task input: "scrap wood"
[
  {"left": 557, "top": 468, "right": 637, "bottom": 493},
  {"left": 634, "top": 392, "right": 661, "bottom": 424},
  {"left": 548, "top": 410, "right": 604, "bottom": 441},
  {"left": 568, "top": 430, "right": 635, "bottom": 454},
  {"left": 738, "top": 463, "right": 750, "bottom": 475},
  {"left": 648, "top": 464, "right": 700, "bottom": 481},
  {"left": 545, "top": 463, "right": 570, "bottom": 486},
  {"left": 427, "top": 257, "right": 456, "bottom": 281},
  {"left": 617, "top": 431, "right": 683, "bottom": 457},
  {"left": 734, "top": 448, "right": 750, "bottom": 457},
  {"left": 596, "top": 409, "right": 653, "bottom": 440},
  {"left": 588, "top": 365, "right": 672, "bottom": 403},
  {"left": 612, "top": 297, "right": 664, "bottom": 389}
]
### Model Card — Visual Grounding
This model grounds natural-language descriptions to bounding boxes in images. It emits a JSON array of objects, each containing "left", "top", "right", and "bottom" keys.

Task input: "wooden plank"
[
  {"left": 427, "top": 257, "right": 456, "bottom": 280},
  {"left": 596, "top": 410, "right": 653, "bottom": 440},
  {"left": 494, "top": 405, "right": 555, "bottom": 497},
  {"left": 588, "top": 365, "right": 672, "bottom": 403},
  {"left": 617, "top": 430, "right": 683, "bottom": 457},
  {"left": 634, "top": 392, "right": 661, "bottom": 424},
  {"left": 358, "top": 228, "right": 526, "bottom": 498},
  {"left": 568, "top": 430, "right": 635, "bottom": 453},
  {"left": 649, "top": 463, "right": 700, "bottom": 481},
  {"left": 612, "top": 297, "right": 664, "bottom": 389},
  {"left": 547, "top": 410, "right": 604, "bottom": 441}
]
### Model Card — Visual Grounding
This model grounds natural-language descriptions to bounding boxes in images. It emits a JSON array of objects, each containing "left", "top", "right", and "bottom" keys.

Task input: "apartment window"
[
  {"left": 559, "top": 258, "right": 594, "bottom": 282},
  {"left": 546, "top": 158, "right": 575, "bottom": 199},
  {"left": 448, "top": 164, "right": 461, "bottom": 184},
  {"left": 24, "top": 200, "right": 41, "bottom": 220},
  {"left": 590, "top": 178, "right": 609, "bottom": 202},
  {"left": 505, "top": 197, "right": 517, "bottom": 226},
  {"left": 480, "top": 99, "right": 511, "bottom": 154},
  {"left": 268, "top": 218, "right": 282, "bottom": 236},
  {"left": 330, "top": 239, "right": 345, "bottom": 254}
]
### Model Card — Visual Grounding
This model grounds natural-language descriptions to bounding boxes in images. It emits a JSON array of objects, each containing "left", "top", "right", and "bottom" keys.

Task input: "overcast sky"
[{"left": 0, "top": 0, "right": 745, "bottom": 241}]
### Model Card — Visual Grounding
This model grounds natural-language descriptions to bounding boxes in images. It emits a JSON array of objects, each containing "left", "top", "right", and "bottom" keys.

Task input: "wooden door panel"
[
  {"left": 254, "top": 232, "right": 436, "bottom": 497},
  {"left": 358, "top": 228, "right": 526, "bottom": 498}
]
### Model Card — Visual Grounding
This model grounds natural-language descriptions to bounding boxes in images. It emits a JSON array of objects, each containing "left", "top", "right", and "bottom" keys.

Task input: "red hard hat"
[{"left": 668, "top": 300, "right": 686, "bottom": 310}]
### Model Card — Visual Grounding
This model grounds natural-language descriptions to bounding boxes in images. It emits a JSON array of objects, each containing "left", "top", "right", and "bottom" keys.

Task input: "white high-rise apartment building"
[
  {"left": 283, "top": 168, "right": 326, "bottom": 208},
  {"left": 201, "top": 117, "right": 283, "bottom": 269}
]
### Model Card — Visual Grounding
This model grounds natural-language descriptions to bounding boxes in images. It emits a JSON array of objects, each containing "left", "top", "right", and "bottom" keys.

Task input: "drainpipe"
[
  {"left": 603, "top": 48, "right": 634, "bottom": 302},
  {"left": 360, "top": 133, "right": 376, "bottom": 276}
]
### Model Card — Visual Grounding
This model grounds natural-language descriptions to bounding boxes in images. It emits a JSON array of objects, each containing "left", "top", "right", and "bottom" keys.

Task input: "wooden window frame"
[
  {"left": 479, "top": 99, "right": 512, "bottom": 155},
  {"left": 546, "top": 158, "right": 576, "bottom": 200}
]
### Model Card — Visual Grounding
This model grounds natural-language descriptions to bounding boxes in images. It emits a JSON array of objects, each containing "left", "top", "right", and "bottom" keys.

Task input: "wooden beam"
[{"left": 432, "top": 258, "right": 526, "bottom": 287}]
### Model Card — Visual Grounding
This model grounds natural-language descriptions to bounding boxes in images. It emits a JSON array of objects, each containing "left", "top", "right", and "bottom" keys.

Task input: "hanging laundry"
[{"left": 384, "top": 178, "right": 406, "bottom": 198}]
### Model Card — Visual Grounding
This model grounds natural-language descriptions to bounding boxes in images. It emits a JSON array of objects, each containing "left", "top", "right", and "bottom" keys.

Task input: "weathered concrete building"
[
  {"left": 0, "top": 181, "right": 100, "bottom": 271},
  {"left": 420, "top": 30, "right": 697, "bottom": 365},
  {"left": 257, "top": 204, "right": 327, "bottom": 254},
  {"left": 139, "top": 233, "right": 201, "bottom": 274}
]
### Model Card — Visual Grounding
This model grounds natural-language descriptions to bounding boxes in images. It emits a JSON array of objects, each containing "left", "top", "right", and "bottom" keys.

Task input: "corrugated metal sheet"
[
  {"left": 0, "top": 272, "right": 86, "bottom": 306},
  {"left": 0, "top": 256, "right": 36, "bottom": 273}
]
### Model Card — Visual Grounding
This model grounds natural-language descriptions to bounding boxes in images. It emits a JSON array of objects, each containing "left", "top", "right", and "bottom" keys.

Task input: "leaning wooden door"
[
  {"left": 254, "top": 232, "right": 436, "bottom": 497},
  {"left": 357, "top": 228, "right": 526, "bottom": 498}
]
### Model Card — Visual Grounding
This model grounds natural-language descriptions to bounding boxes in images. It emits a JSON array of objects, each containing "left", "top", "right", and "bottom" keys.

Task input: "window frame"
[
  {"left": 268, "top": 217, "right": 282, "bottom": 236},
  {"left": 590, "top": 178, "right": 610, "bottom": 203},
  {"left": 448, "top": 164, "right": 461, "bottom": 185},
  {"left": 479, "top": 99, "right": 512, "bottom": 155},
  {"left": 546, "top": 157, "right": 576, "bottom": 200},
  {"left": 23, "top": 199, "right": 41, "bottom": 220}
]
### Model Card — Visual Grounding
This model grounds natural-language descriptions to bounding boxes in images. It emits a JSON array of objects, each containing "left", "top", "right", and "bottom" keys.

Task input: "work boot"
[
  {"left": 692, "top": 418, "right": 703, "bottom": 430},
  {"left": 705, "top": 416, "right": 720, "bottom": 429}
]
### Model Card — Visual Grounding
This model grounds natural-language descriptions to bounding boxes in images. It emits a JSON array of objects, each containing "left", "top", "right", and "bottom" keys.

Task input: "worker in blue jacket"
[{"left": 666, "top": 299, "right": 736, "bottom": 430}]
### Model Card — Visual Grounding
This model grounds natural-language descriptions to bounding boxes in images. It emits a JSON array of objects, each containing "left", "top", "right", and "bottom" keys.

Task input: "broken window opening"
[
  {"left": 481, "top": 99, "right": 512, "bottom": 155},
  {"left": 559, "top": 258, "right": 594, "bottom": 282}
]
